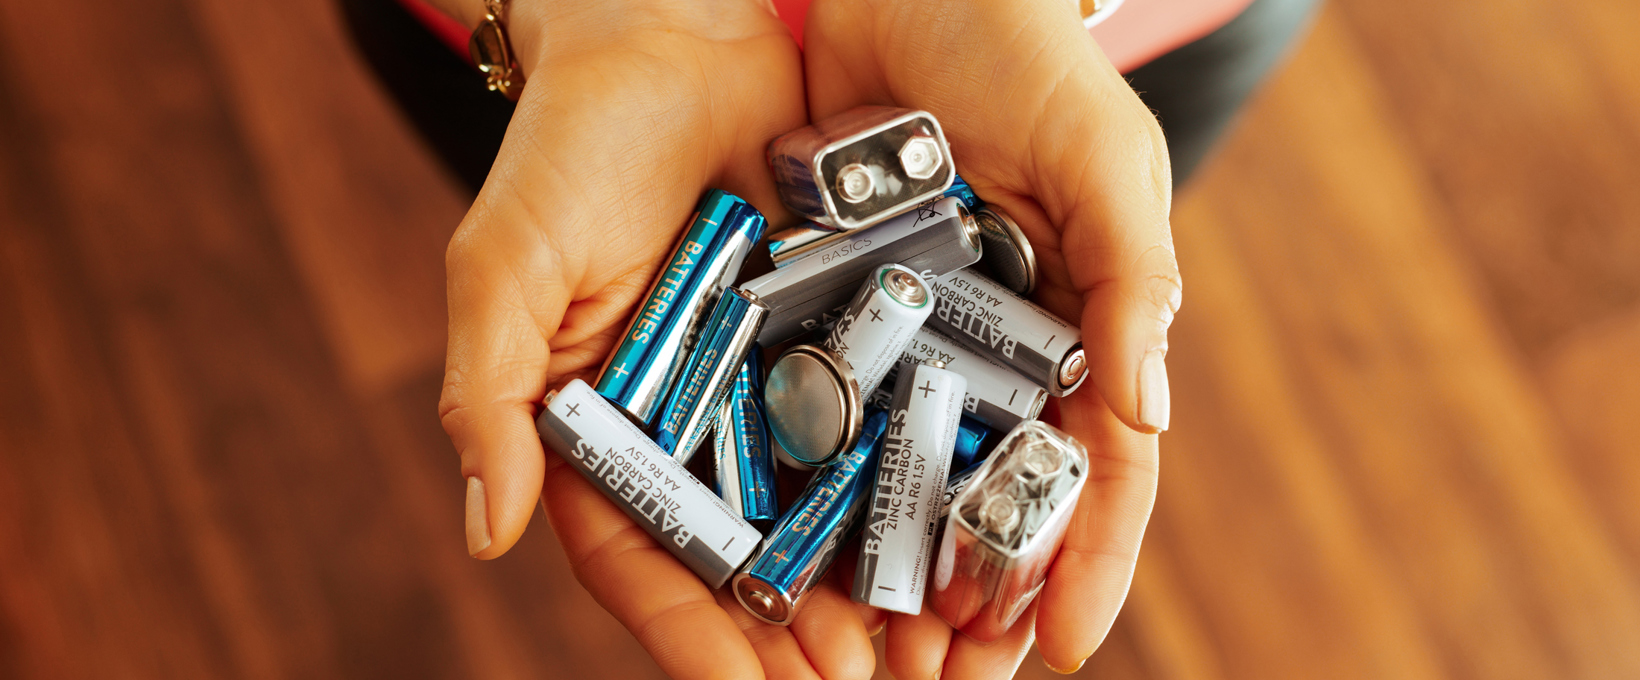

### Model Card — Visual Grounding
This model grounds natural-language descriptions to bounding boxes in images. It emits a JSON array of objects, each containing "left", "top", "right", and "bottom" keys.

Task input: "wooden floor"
[{"left": 3, "top": 0, "right": 1638, "bottom": 677}]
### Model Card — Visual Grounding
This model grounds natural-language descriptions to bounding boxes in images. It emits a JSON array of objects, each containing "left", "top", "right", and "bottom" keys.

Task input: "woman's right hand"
[{"left": 432, "top": 1, "right": 880, "bottom": 677}]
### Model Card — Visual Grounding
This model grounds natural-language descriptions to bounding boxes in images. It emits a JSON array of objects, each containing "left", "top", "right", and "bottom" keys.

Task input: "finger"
[
  {"left": 539, "top": 455, "right": 764, "bottom": 680},
  {"left": 440, "top": 216, "right": 568, "bottom": 558},
  {"left": 790, "top": 579, "right": 877, "bottom": 680},
  {"left": 1021, "top": 34, "right": 1179, "bottom": 435},
  {"left": 941, "top": 603, "right": 1039, "bottom": 680},
  {"left": 1033, "top": 387, "right": 1159, "bottom": 672},
  {"left": 884, "top": 609, "right": 954, "bottom": 680},
  {"left": 715, "top": 587, "right": 819, "bottom": 680}
]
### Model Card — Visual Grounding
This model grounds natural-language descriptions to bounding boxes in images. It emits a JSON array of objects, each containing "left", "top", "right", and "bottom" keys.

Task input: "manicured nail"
[
  {"left": 465, "top": 477, "right": 492, "bottom": 557},
  {"left": 1137, "top": 348, "right": 1170, "bottom": 432},
  {"left": 1046, "top": 656, "right": 1087, "bottom": 674}
]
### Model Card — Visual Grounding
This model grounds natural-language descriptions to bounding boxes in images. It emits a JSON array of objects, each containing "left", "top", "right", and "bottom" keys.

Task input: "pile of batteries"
[{"left": 536, "top": 106, "right": 1090, "bottom": 642}]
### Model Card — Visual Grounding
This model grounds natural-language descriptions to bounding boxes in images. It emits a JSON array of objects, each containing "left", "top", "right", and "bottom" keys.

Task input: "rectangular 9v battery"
[
  {"left": 768, "top": 106, "right": 955, "bottom": 231},
  {"left": 926, "top": 270, "right": 1086, "bottom": 397},
  {"left": 853, "top": 360, "right": 966, "bottom": 614},
  {"left": 743, "top": 197, "right": 979, "bottom": 345},
  {"left": 538, "top": 380, "right": 763, "bottom": 589}
]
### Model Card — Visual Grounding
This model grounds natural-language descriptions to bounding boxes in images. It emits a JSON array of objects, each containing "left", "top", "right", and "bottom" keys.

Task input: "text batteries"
[
  {"left": 769, "top": 106, "right": 955, "bottom": 230},
  {"left": 931, "top": 421, "right": 1087, "bottom": 642},
  {"left": 595, "top": 190, "right": 765, "bottom": 426},
  {"left": 734, "top": 411, "right": 888, "bottom": 625},
  {"left": 538, "top": 380, "right": 762, "bottom": 589},
  {"left": 853, "top": 360, "right": 966, "bottom": 614}
]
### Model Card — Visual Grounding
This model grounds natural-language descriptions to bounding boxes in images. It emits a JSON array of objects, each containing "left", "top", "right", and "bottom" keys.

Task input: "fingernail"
[
  {"left": 1046, "top": 656, "right": 1087, "bottom": 674},
  {"left": 1137, "top": 348, "right": 1170, "bottom": 432},
  {"left": 465, "top": 477, "right": 492, "bottom": 557}
]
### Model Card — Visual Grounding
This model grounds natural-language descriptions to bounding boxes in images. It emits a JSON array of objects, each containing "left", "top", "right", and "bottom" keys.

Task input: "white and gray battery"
[
  {"left": 537, "top": 380, "right": 763, "bottom": 589},
  {"left": 764, "top": 265, "right": 933, "bottom": 467},
  {"left": 767, "top": 106, "right": 955, "bottom": 231},
  {"left": 853, "top": 359, "right": 966, "bottom": 614},
  {"left": 926, "top": 270, "right": 1087, "bottom": 397},
  {"left": 652, "top": 288, "right": 768, "bottom": 465},
  {"left": 745, "top": 196, "right": 980, "bottom": 343},
  {"left": 870, "top": 327, "right": 1048, "bottom": 433}
]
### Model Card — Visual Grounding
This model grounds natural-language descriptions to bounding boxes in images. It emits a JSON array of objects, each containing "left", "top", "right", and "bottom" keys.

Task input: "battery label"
[{"left": 539, "top": 380, "right": 762, "bottom": 588}]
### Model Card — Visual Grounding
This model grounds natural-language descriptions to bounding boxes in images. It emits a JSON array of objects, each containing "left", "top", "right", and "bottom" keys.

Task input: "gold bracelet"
[{"left": 469, "top": 0, "right": 526, "bottom": 100}]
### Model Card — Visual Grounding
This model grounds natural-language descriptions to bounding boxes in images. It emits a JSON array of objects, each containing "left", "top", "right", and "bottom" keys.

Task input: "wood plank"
[{"left": 1170, "top": 9, "right": 1640, "bottom": 679}]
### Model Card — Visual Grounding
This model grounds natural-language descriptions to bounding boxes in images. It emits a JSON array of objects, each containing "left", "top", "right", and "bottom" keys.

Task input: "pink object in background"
[{"left": 400, "top": 0, "right": 1254, "bottom": 74}]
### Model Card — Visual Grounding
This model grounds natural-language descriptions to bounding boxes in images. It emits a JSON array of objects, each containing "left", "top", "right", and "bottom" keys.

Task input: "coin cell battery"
[{"left": 764, "top": 265, "right": 933, "bottom": 468}]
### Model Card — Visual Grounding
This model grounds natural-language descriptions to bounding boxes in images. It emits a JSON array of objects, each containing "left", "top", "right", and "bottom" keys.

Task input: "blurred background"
[{"left": 3, "top": 0, "right": 1639, "bottom": 677}]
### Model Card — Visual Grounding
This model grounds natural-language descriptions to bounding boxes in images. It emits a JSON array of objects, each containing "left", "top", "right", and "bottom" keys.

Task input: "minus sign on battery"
[
  {"left": 1008, "top": 389, "right": 1018, "bottom": 406},
  {"left": 1044, "top": 334, "right": 1056, "bottom": 349},
  {"left": 877, "top": 585, "right": 897, "bottom": 592},
  {"left": 723, "top": 537, "right": 735, "bottom": 551}
]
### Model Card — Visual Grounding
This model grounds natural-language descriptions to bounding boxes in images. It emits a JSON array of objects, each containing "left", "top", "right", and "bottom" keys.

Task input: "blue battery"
[
  {"left": 594, "top": 190, "right": 767, "bottom": 427},
  {"left": 951, "top": 416, "right": 999, "bottom": 472},
  {"left": 653, "top": 288, "right": 768, "bottom": 464},
  {"left": 713, "top": 350, "right": 779, "bottom": 526},
  {"left": 733, "top": 410, "right": 888, "bottom": 626},
  {"left": 943, "top": 173, "right": 983, "bottom": 210}
]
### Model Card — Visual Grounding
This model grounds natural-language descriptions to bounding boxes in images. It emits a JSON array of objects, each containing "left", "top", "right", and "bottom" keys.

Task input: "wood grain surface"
[{"left": 1, "top": 0, "right": 1637, "bottom": 678}]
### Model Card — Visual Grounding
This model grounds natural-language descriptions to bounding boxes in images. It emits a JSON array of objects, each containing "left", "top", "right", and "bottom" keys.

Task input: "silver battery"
[
  {"left": 766, "top": 266, "right": 933, "bottom": 467},
  {"left": 971, "top": 206, "right": 1038, "bottom": 296},
  {"left": 870, "top": 327, "right": 1048, "bottom": 433},
  {"left": 768, "top": 106, "right": 956, "bottom": 230},
  {"left": 652, "top": 288, "right": 768, "bottom": 465},
  {"left": 926, "top": 270, "right": 1087, "bottom": 397},
  {"left": 537, "top": 380, "right": 764, "bottom": 589},
  {"left": 931, "top": 420, "right": 1087, "bottom": 642},
  {"left": 853, "top": 360, "right": 966, "bottom": 614},
  {"left": 745, "top": 196, "right": 980, "bottom": 344}
]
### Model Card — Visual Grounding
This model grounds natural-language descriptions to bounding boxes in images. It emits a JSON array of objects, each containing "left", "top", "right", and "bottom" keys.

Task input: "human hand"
[
  {"left": 803, "top": 0, "right": 1177, "bottom": 675},
  {"left": 435, "top": 1, "right": 880, "bottom": 677}
]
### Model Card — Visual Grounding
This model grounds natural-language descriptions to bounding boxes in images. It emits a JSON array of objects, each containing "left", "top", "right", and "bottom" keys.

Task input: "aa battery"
[
  {"left": 713, "top": 351, "right": 779, "bottom": 526},
  {"left": 595, "top": 190, "right": 767, "bottom": 427},
  {"left": 537, "top": 380, "right": 763, "bottom": 589},
  {"left": 764, "top": 266, "right": 933, "bottom": 467},
  {"left": 971, "top": 206, "right": 1038, "bottom": 296},
  {"left": 926, "top": 270, "right": 1087, "bottom": 397},
  {"left": 881, "top": 327, "right": 1048, "bottom": 433},
  {"left": 853, "top": 361, "right": 967, "bottom": 614},
  {"left": 733, "top": 410, "right": 888, "bottom": 626},
  {"left": 768, "top": 106, "right": 955, "bottom": 230},
  {"left": 931, "top": 421, "right": 1088, "bottom": 642},
  {"left": 746, "top": 196, "right": 979, "bottom": 343},
  {"left": 653, "top": 288, "right": 768, "bottom": 465}
]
